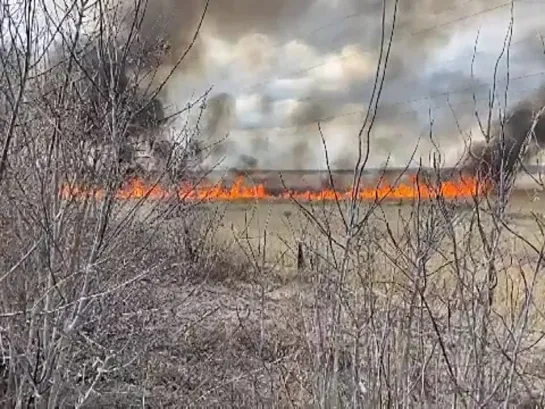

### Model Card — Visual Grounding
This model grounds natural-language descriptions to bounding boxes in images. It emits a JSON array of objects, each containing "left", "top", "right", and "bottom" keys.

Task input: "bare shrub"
[
  {"left": 0, "top": 0, "right": 225, "bottom": 406},
  {"left": 280, "top": 189, "right": 545, "bottom": 407}
]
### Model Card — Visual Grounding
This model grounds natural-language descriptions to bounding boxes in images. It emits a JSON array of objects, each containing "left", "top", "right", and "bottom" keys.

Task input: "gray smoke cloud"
[
  {"left": 463, "top": 87, "right": 545, "bottom": 183},
  {"left": 115, "top": 0, "right": 545, "bottom": 171},
  {"left": 122, "top": 0, "right": 315, "bottom": 73}
]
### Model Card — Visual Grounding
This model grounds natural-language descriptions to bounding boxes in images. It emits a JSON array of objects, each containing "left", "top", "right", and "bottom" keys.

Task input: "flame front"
[{"left": 59, "top": 175, "right": 489, "bottom": 202}]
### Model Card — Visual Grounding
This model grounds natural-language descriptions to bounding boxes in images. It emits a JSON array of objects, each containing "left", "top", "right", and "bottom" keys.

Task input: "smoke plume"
[
  {"left": 114, "top": 0, "right": 545, "bottom": 172},
  {"left": 463, "top": 88, "right": 545, "bottom": 183}
]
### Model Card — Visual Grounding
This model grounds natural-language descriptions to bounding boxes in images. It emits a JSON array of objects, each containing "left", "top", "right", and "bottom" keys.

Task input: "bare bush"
[{"left": 0, "top": 0, "right": 225, "bottom": 406}]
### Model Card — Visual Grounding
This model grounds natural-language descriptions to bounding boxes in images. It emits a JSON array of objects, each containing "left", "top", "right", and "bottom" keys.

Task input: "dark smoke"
[
  {"left": 198, "top": 93, "right": 236, "bottom": 161},
  {"left": 43, "top": 34, "right": 172, "bottom": 180},
  {"left": 46, "top": 40, "right": 166, "bottom": 134},
  {"left": 202, "top": 93, "right": 235, "bottom": 136},
  {"left": 112, "top": 0, "right": 545, "bottom": 171},
  {"left": 128, "top": 0, "right": 502, "bottom": 76},
  {"left": 121, "top": 0, "right": 507, "bottom": 79},
  {"left": 463, "top": 88, "right": 545, "bottom": 183},
  {"left": 290, "top": 101, "right": 331, "bottom": 126},
  {"left": 126, "top": 0, "right": 316, "bottom": 71}
]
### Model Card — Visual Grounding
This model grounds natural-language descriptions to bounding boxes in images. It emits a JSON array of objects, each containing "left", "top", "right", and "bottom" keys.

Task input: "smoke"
[
  {"left": 121, "top": 0, "right": 316, "bottom": 73},
  {"left": 463, "top": 87, "right": 545, "bottom": 182},
  {"left": 112, "top": 0, "right": 545, "bottom": 172}
]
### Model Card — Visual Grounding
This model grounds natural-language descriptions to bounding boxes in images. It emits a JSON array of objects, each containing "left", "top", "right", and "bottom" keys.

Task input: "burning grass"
[{"left": 59, "top": 173, "right": 490, "bottom": 203}]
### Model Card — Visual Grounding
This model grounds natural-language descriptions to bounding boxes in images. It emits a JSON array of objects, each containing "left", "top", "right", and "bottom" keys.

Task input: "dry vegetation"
[{"left": 2, "top": 0, "right": 545, "bottom": 408}]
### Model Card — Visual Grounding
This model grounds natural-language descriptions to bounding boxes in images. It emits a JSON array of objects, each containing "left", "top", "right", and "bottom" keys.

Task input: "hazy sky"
[
  {"left": 32, "top": 0, "right": 545, "bottom": 170},
  {"left": 146, "top": 0, "right": 544, "bottom": 170}
]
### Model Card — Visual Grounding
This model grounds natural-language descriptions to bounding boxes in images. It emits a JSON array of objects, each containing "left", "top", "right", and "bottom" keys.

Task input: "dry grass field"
[
  {"left": 214, "top": 188, "right": 545, "bottom": 271},
  {"left": 95, "top": 186, "right": 543, "bottom": 407},
  {"left": 6, "top": 174, "right": 545, "bottom": 407}
]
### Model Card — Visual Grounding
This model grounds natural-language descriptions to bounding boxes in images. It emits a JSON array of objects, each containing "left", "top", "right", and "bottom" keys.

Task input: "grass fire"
[
  {"left": 4, "top": 0, "right": 545, "bottom": 408},
  {"left": 59, "top": 172, "right": 489, "bottom": 202}
]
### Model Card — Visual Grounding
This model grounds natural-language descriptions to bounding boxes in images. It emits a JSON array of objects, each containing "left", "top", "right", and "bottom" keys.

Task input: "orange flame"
[{"left": 59, "top": 175, "right": 489, "bottom": 202}]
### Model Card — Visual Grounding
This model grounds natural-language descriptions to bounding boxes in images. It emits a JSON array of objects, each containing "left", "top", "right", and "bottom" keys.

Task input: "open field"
[
  {"left": 121, "top": 187, "right": 545, "bottom": 407},
  {"left": 212, "top": 187, "right": 545, "bottom": 270},
  {"left": 5, "top": 187, "right": 545, "bottom": 407},
  {"left": 19, "top": 180, "right": 543, "bottom": 407}
]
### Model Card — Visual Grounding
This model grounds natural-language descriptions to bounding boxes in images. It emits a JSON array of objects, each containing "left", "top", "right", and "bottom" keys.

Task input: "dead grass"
[
  {"left": 4, "top": 189, "right": 545, "bottom": 407},
  {"left": 45, "top": 190, "right": 543, "bottom": 408}
]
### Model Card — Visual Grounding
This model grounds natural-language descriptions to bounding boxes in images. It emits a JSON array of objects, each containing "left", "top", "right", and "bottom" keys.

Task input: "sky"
[
  {"left": 142, "top": 0, "right": 545, "bottom": 171},
  {"left": 17, "top": 0, "right": 545, "bottom": 171}
]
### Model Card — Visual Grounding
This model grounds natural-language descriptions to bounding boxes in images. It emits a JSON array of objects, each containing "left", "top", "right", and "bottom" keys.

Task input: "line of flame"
[{"left": 59, "top": 175, "right": 489, "bottom": 202}]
